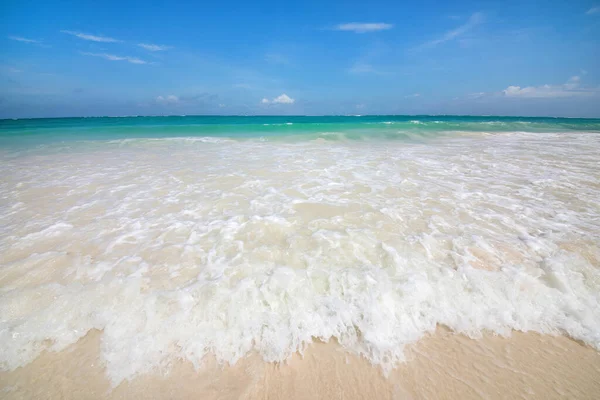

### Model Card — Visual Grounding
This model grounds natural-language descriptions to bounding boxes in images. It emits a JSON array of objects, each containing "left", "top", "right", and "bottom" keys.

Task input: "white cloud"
[
  {"left": 156, "top": 95, "right": 179, "bottom": 104},
  {"left": 420, "top": 12, "right": 484, "bottom": 48},
  {"left": 586, "top": 6, "right": 600, "bottom": 14},
  {"left": 261, "top": 94, "right": 295, "bottom": 105},
  {"left": 502, "top": 75, "right": 597, "bottom": 98},
  {"left": 138, "top": 43, "right": 171, "bottom": 51},
  {"left": 81, "top": 52, "right": 147, "bottom": 64},
  {"left": 272, "top": 94, "right": 295, "bottom": 104},
  {"left": 9, "top": 36, "right": 41, "bottom": 44},
  {"left": 404, "top": 93, "right": 421, "bottom": 98},
  {"left": 334, "top": 23, "right": 393, "bottom": 33},
  {"left": 61, "top": 30, "right": 119, "bottom": 42}
]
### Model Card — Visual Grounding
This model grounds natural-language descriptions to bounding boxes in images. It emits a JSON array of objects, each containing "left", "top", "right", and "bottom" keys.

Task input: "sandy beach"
[
  {"left": 1, "top": 120, "right": 600, "bottom": 399},
  {"left": 3, "top": 0, "right": 600, "bottom": 394},
  {"left": 2, "top": 328, "right": 600, "bottom": 399}
]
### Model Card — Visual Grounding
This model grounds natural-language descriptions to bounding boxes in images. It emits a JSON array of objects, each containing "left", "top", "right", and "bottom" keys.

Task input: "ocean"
[
  {"left": 1, "top": 115, "right": 599, "bottom": 386},
  {"left": 2, "top": 115, "right": 600, "bottom": 146}
]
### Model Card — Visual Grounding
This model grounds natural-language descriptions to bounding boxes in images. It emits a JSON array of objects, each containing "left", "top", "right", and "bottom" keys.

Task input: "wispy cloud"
[
  {"left": 586, "top": 6, "right": 600, "bottom": 14},
  {"left": 180, "top": 93, "right": 219, "bottom": 103},
  {"left": 466, "top": 92, "right": 485, "bottom": 99},
  {"left": 233, "top": 83, "right": 252, "bottom": 89},
  {"left": 404, "top": 93, "right": 421, "bottom": 98},
  {"left": 333, "top": 23, "right": 393, "bottom": 33},
  {"left": 265, "top": 53, "right": 289, "bottom": 65},
  {"left": 61, "top": 30, "right": 120, "bottom": 42},
  {"left": 0, "top": 65, "right": 22, "bottom": 74},
  {"left": 347, "top": 42, "right": 390, "bottom": 75},
  {"left": 138, "top": 43, "right": 171, "bottom": 51},
  {"left": 9, "top": 36, "right": 41, "bottom": 44},
  {"left": 503, "top": 75, "right": 597, "bottom": 98},
  {"left": 452, "top": 75, "right": 599, "bottom": 102},
  {"left": 152, "top": 93, "right": 220, "bottom": 107},
  {"left": 419, "top": 12, "right": 484, "bottom": 48},
  {"left": 81, "top": 52, "right": 147, "bottom": 64},
  {"left": 261, "top": 94, "right": 295, "bottom": 104},
  {"left": 348, "top": 62, "right": 380, "bottom": 74},
  {"left": 156, "top": 95, "right": 179, "bottom": 104}
]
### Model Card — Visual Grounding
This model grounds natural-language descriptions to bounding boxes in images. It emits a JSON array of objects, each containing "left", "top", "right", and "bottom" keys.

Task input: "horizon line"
[{"left": 2, "top": 113, "right": 600, "bottom": 121}]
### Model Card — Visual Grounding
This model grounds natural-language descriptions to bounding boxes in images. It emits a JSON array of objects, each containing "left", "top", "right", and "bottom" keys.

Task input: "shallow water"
[{"left": 1, "top": 117, "right": 599, "bottom": 385}]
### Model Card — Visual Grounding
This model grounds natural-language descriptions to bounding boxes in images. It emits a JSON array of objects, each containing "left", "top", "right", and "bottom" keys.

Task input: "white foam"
[{"left": 0, "top": 132, "right": 599, "bottom": 386}]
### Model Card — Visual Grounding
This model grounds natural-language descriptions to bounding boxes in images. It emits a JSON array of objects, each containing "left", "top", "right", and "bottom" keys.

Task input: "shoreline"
[
  {"left": 2, "top": 128, "right": 599, "bottom": 399},
  {"left": 2, "top": 328, "right": 599, "bottom": 399}
]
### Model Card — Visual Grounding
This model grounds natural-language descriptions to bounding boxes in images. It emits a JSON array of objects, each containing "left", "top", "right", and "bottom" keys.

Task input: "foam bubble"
[{"left": 0, "top": 132, "right": 599, "bottom": 386}]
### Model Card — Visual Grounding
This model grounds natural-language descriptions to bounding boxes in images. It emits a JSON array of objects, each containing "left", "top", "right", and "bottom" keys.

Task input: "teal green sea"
[{"left": 1, "top": 115, "right": 600, "bottom": 146}]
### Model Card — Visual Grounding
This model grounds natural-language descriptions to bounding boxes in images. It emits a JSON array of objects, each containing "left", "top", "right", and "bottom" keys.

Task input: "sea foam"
[{"left": 0, "top": 131, "right": 599, "bottom": 386}]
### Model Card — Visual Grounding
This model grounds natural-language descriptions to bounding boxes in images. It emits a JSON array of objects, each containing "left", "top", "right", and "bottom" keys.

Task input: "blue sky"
[{"left": 1, "top": 0, "right": 599, "bottom": 118}]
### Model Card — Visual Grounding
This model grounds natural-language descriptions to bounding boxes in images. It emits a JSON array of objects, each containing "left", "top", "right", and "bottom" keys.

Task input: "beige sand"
[{"left": 1, "top": 328, "right": 599, "bottom": 399}]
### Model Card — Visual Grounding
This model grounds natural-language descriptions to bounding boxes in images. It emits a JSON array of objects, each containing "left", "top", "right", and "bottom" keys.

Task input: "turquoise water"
[{"left": 1, "top": 115, "right": 599, "bottom": 146}]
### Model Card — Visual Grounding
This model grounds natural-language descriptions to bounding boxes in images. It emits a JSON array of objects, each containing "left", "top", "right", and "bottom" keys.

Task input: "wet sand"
[{"left": 2, "top": 328, "right": 599, "bottom": 399}]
